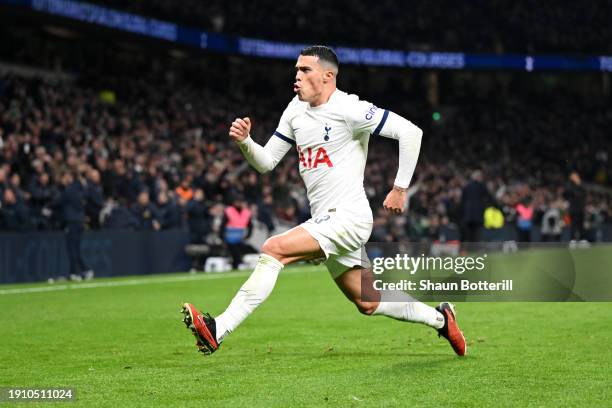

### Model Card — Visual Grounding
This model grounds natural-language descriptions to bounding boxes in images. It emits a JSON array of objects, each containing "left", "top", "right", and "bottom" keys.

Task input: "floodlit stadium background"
[{"left": 1, "top": 2, "right": 612, "bottom": 407}]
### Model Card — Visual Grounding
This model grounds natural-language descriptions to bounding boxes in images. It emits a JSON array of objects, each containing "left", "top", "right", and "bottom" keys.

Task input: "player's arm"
[
  {"left": 345, "top": 101, "right": 422, "bottom": 214},
  {"left": 229, "top": 117, "right": 293, "bottom": 174},
  {"left": 377, "top": 111, "right": 423, "bottom": 214}
]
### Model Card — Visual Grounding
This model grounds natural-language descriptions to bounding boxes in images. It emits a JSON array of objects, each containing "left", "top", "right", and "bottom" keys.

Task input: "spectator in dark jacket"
[
  {"left": 186, "top": 188, "right": 211, "bottom": 244},
  {"left": 57, "top": 172, "right": 93, "bottom": 280},
  {"left": 85, "top": 169, "right": 105, "bottom": 230},
  {"left": 257, "top": 192, "right": 275, "bottom": 233},
  {"left": 9, "top": 173, "right": 28, "bottom": 203},
  {"left": 102, "top": 198, "right": 139, "bottom": 229},
  {"left": 564, "top": 171, "right": 586, "bottom": 240},
  {"left": 0, "top": 188, "right": 30, "bottom": 231},
  {"left": 0, "top": 167, "right": 7, "bottom": 197},
  {"left": 110, "top": 160, "right": 143, "bottom": 202},
  {"left": 185, "top": 188, "right": 212, "bottom": 270},
  {"left": 460, "top": 170, "right": 491, "bottom": 242},
  {"left": 29, "top": 172, "right": 55, "bottom": 230},
  {"left": 156, "top": 191, "right": 183, "bottom": 229},
  {"left": 131, "top": 190, "right": 160, "bottom": 230}
]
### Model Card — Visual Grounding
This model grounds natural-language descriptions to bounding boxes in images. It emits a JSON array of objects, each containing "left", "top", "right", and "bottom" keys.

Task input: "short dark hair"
[{"left": 300, "top": 45, "right": 339, "bottom": 70}]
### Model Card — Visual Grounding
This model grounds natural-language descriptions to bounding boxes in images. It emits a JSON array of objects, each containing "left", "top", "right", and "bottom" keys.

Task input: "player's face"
[{"left": 294, "top": 55, "right": 326, "bottom": 104}]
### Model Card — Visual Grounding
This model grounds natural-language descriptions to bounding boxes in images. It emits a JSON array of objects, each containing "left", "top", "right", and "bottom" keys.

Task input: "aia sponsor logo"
[{"left": 297, "top": 146, "right": 333, "bottom": 169}]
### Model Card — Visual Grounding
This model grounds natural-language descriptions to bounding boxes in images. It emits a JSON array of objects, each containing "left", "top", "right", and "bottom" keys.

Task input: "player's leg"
[
  {"left": 183, "top": 226, "right": 324, "bottom": 353},
  {"left": 331, "top": 262, "right": 467, "bottom": 356},
  {"left": 260, "top": 225, "right": 326, "bottom": 264},
  {"left": 214, "top": 226, "right": 324, "bottom": 338},
  {"left": 332, "top": 264, "right": 444, "bottom": 327}
]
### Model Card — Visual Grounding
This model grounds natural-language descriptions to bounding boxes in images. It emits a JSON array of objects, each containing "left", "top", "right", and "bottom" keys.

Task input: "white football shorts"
[{"left": 300, "top": 207, "right": 373, "bottom": 279}]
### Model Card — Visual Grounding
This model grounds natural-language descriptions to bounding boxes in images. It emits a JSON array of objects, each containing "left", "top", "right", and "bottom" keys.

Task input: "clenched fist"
[
  {"left": 229, "top": 117, "right": 251, "bottom": 143},
  {"left": 383, "top": 186, "right": 407, "bottom": 215}
]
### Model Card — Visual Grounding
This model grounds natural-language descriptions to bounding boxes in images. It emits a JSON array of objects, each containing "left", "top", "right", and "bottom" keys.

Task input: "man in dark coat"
[
  {"left": 57, "top": 171, "right": 94, "bottom": 280},
  {"left": 131, "top": 190, "right": 160, "bottom": 230},
  {"left": 460, "top": 170, "right": 491, "bottom": 243},
  {"left": 186, "top": 189, "right": 211, "bottom": 244},
  {"left": 0, "top": 188, "right": 30, "bottom": 231},
  {"left": 29, "top": 172, "right": 55, "bottom": 230},
  {"left": 564, "top": 171, "right": 586, "bottom": 241},
  {"left": 85, "top": 169, "right": 105, "bottom": 230},
  {"left": 156, "top": 191, "right": 183, "bottom": 230}
]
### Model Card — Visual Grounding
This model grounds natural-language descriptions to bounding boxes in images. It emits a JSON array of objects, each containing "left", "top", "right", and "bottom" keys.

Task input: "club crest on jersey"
[
  {"left": 323, "top": 125, "right": 331, "bottom": 141},
  {"left": 297, "top": 146, "right": 333, "bottom": 169}
]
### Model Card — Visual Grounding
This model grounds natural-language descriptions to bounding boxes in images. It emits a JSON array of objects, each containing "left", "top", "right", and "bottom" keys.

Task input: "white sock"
[
  {"left": 215, "top": 254, "right": 284, "bottom": 343},
  {"left": 372, "top": 295, "right": 445, "bottom": 329}
]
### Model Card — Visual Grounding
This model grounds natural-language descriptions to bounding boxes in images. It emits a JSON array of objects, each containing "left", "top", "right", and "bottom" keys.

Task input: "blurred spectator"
[
  {"left": 564, "top": 172, "right": 586, "bottom": 241},
  {"left": 585, "top": 200, "right": 606, "bottom": 242},
  {"left": 57, "top": 172, "right": 94, "bottom": 280},
  {"left": 515, "top": 197, "right": 534, "bottom": 242},
  {"left": 85, "top": 169, "right": 105, "bottom": 230},
  {"left": 187, "top": 189, "right": 211, "bottom": 244},
  {"left": 541, "top": 198, "right": 564, "bottom": 242},
  {"left": 0, "top": 188, "right": 30, "bottom": 231},
  {"left": 186, "top": 188, "right": 211, "bottom": 270},
  {"left": 29, "top": 172, "right": 55, "bottom": 230},
  {"left": 9, "top": 173, "right": 28, "bottom": 203},
  {"left": 175, "top": 176, "right": 194, "bottom": 202},
  {"left": 460, "top": 170, "right": 491, "bottom": 242},
  {"left": 221, "top": 194, "right": 254, "bottom": 269},
  {"left": 102, "top": 198, "right": 139, "bottom": 229},
  {"left": 243, "top": 172, "right": 262, "bottom": 204},
  {"left": 131, "top": 191, "right": 161, "bottom": 230},
  {"left": 0, "top": 167, "right": 7, "bottom": 197},
  {"left": 257, "top": 190, "right": 276, "bottom": 234},
  {"left": 156, "top": 191, "right": 183, "bottom": 229}
]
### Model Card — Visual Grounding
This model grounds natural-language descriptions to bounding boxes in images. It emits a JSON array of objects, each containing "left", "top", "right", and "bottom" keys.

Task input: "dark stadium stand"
[{"left": 86, "top": 0, "right": 612, "bottom": 54}]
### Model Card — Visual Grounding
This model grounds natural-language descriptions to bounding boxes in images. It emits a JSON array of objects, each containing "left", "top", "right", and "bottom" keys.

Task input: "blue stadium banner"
[{"left": 2, "top": 0, "right": 612, "bottom": 72}]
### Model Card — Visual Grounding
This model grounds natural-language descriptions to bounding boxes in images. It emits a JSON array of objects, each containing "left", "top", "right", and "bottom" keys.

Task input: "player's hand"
[
  {"left": 229, "top": 117, "right": 252, "bottom": 143},
  {"left": 383, "top": 186, "right": 407, "bottom": 215}
]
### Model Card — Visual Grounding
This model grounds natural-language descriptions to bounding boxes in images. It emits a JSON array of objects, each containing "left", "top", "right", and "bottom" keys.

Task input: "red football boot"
[
  {"left": 181, "top": 303, "right": 219, "bottom": 355},
  {"left": 436, "top": 302, "right": 467, "bottom": 356}
]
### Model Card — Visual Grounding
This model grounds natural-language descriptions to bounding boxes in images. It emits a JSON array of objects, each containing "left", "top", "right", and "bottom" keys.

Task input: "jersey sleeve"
[
  {"left": 237, "top": 135, "right": 292, "bottom": 174},
  {"left": 345, "top": 94, "right": 423, "bottom": 189},
  {"left": 343, "top": 97, "right": 390, "bottom": 138},
  {"left": 236, "top": 98, "right": 298, "bottom": 174},
  {"left": 274, "top": 99, "right": 298, "bottom": 145}
]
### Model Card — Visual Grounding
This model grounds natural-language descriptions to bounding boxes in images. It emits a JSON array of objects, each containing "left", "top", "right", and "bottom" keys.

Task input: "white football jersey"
[{"left": 273, "top": 89, "right": 390, "bottom": 219}]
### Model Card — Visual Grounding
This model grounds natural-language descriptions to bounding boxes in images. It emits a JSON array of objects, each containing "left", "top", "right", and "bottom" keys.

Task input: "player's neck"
[{"left": 309, "top": 87, "right": 337, "bottom": 108}]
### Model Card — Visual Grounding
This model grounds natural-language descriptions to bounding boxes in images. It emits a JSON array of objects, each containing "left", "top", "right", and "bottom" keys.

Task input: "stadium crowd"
[{"left": 0, "top": 69, "right": 610, "bottom": 244}]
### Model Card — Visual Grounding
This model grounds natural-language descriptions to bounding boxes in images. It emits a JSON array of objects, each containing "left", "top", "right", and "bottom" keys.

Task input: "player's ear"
[{"left": 323, "top": 70, "right": 335, "bottom": 82}]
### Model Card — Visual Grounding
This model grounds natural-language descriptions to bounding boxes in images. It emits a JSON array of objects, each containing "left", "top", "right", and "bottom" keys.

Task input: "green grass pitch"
[{"left": 1, "top": 266, "right": 610, "bottom": 407}]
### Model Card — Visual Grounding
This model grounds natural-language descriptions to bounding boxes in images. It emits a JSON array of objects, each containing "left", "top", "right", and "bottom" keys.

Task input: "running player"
[{"left": 182, "top": 45, "right": 466, "bottom": 356}]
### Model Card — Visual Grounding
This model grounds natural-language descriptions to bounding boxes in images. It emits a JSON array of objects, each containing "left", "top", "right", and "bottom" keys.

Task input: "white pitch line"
[{"left": 0, "top": 269, "right": 307, "bottom": 296}]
